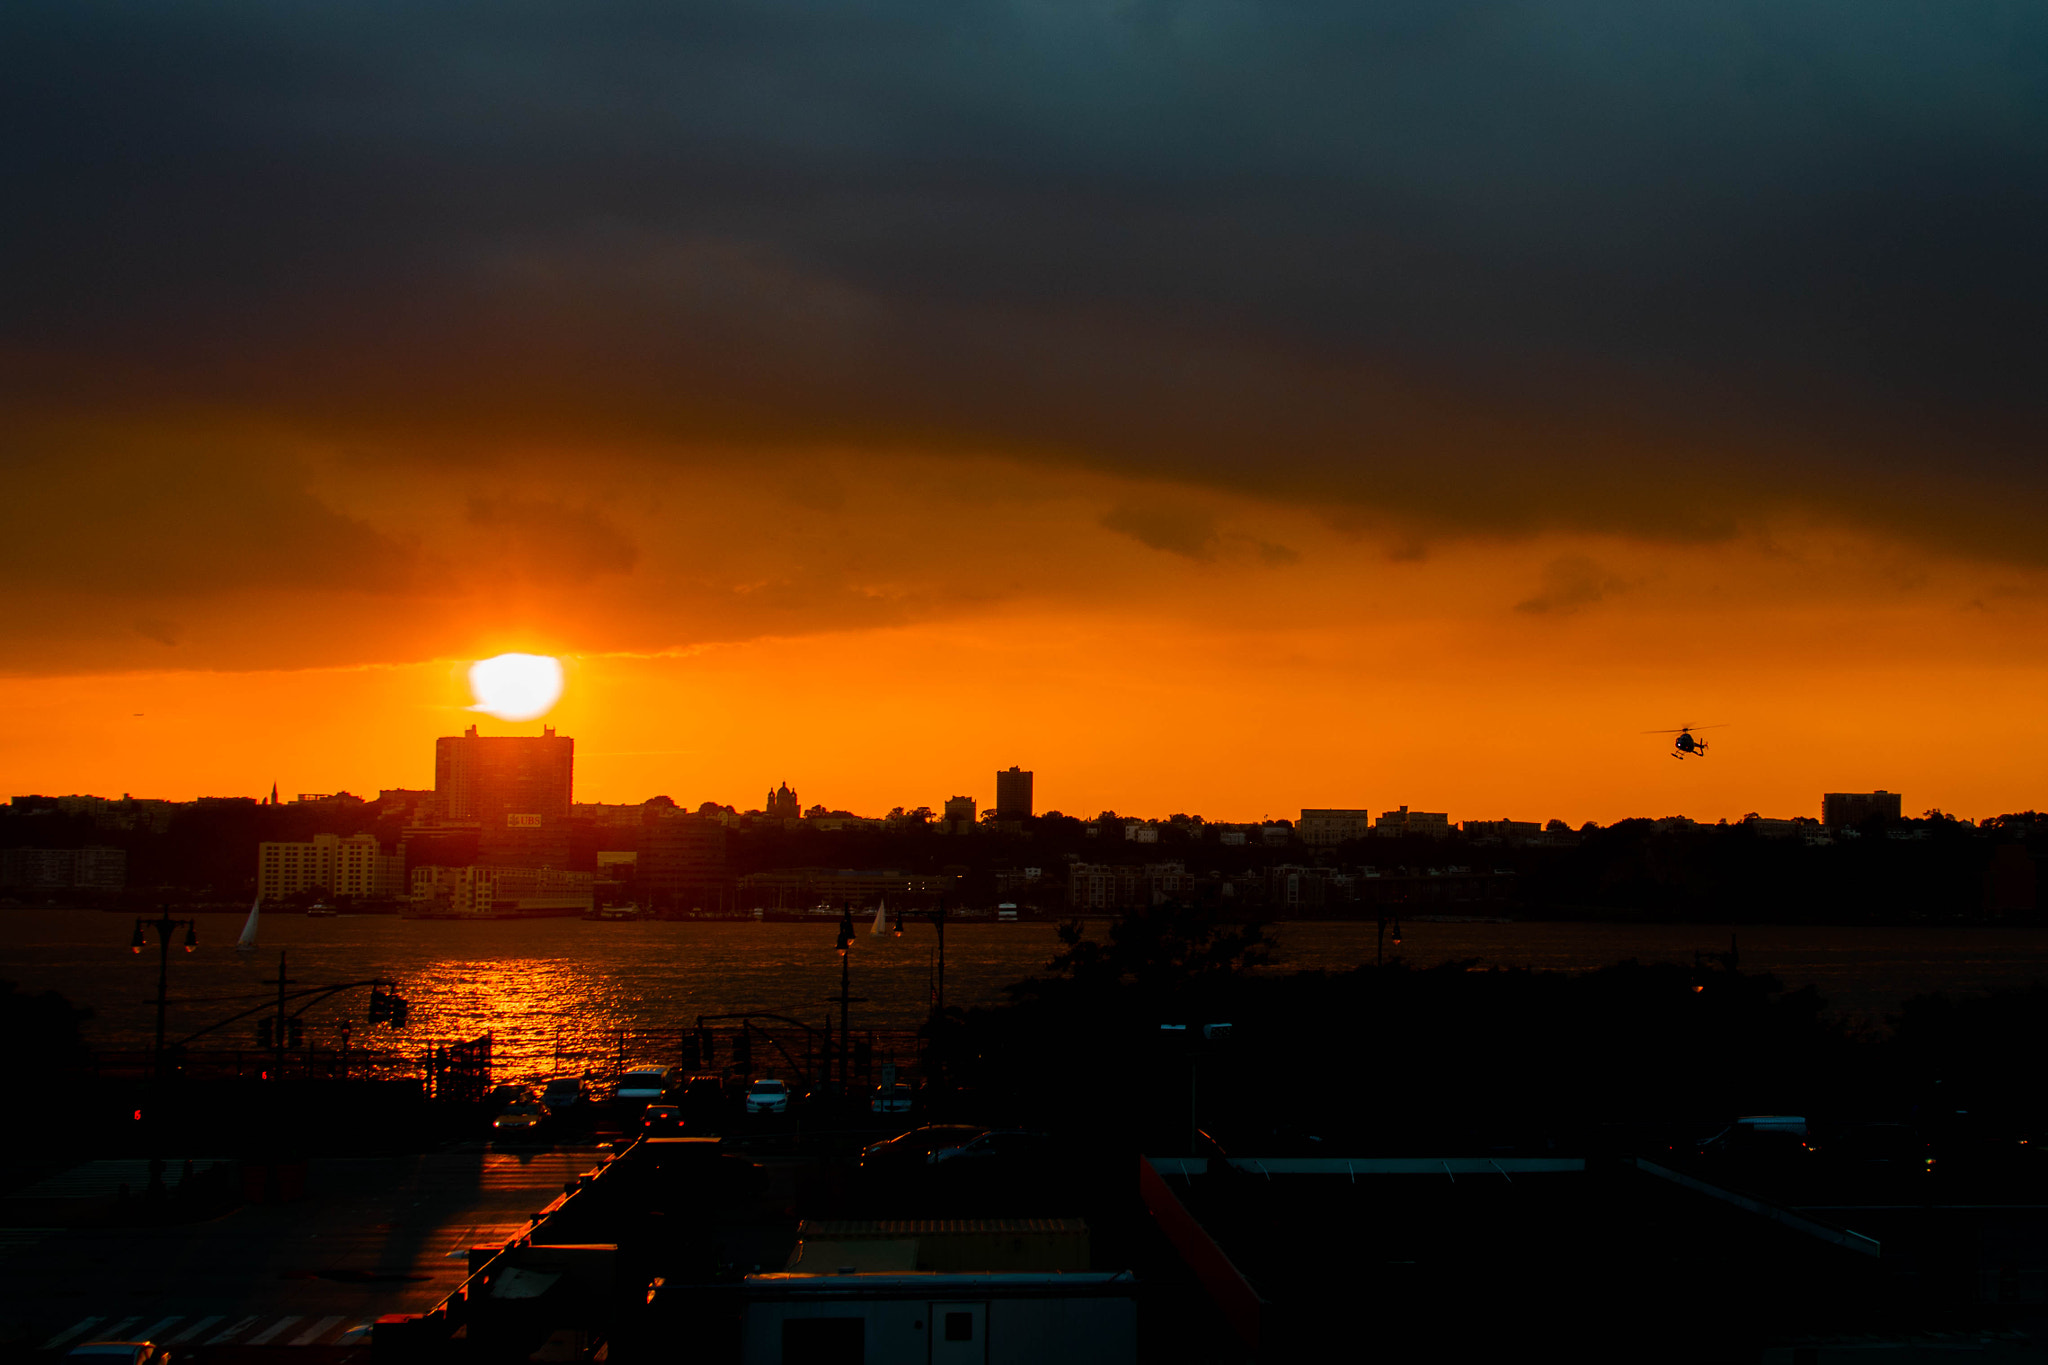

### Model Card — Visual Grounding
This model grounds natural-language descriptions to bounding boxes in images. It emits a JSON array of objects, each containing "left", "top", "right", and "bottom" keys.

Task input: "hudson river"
[{"left": 9, "top": 911, "right": 2048, "bottom": 1082}]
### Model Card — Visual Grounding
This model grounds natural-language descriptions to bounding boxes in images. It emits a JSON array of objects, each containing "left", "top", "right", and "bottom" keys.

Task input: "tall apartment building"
[
  {"left": 1375, "top": 806, "right": 1452, "bottom": 839},
  {"left": 435, "top": 725, "right": 575, "bottom": 868},
  {"left": 1298, "top": 809, "right": 1372, "bottom": 845},
  {"left": 434, "top": 726, "right": 574, "bottom": 824},
  {"left": 1823, "top": 791, "right": 1903, "bottom": 828},
  {"left": 257, "top": 832, "right": 404, "bottom": 899},
  {"left": 995, "top": 766, "right": 1034, "bottom": 819}
]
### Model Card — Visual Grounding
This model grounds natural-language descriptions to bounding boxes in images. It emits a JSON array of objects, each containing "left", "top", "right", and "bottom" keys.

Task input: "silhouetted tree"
[{"left": 0, "top": 980, "right": 92, "bottom": 1076}]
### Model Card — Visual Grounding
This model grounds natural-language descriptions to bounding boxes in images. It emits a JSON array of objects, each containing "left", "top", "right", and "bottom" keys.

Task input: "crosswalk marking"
[
  {"left": 57, "top": 1309, "right": 426, "bottom": 1349},
  {"left": 291, "top": 1316, "right": 346, "bottom": 1346},
  {"left": 246, "top": 1315, "right": 303, "bottom": 1345},
  {"left": 207, "top": 1315, "right": 262, "bottom": 1344},
  {"left": 169, "top": 1315, "right": 223, "bottom": 1344},
  {"left": 43, "top": 1317, "right": 105, "bottom": 1350},
  {"left": 16, "top": 1159, "right": 230, "bottom": 1199}
]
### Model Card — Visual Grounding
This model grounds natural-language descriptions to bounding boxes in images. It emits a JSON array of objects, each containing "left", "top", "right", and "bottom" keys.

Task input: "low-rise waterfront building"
[
  {"left": 0, "top": 845, "right": 126, "bottom": 891},
  {"left": 257, "top": 831, "right": 404, "bottom": 899}
]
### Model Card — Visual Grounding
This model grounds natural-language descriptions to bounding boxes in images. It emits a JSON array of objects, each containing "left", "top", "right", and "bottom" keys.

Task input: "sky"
[{"left": 5, "top": 2, "right": 2048, "bottom": 823}]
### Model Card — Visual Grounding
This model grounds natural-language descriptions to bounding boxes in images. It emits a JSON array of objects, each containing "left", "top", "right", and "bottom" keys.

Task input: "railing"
[{"left": 373, "top": 1139, "right": 638, "bottom": 1359}]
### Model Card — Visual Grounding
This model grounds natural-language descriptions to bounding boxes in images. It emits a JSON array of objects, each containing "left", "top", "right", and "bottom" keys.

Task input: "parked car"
[
  {"left": 679, "top": 1074, "right": 728, "bottom": 1121},
  {"left": 493, "top": 1100, "right": 549, "bottom": 1135},
  {"left": 68, "top": 1344, "right": 172, "bottom": 1365},
  {"left": 870, "top": 1082, "right": 916, "bottom": 1114},
  {"left": 614, "top": 1065, "right": 680, "bottom": 1106},
  {"left": 639, "top": 1104, "right": 686, "bottom": 1135},
  {"left": 744, "top": 1078, "right": 791, "bottom": 1115},
  {"left": 929, "top": 1129, "right": 1053, "bottom": 1166},
  {"left": 859, "top": 1124, "right": 989, "bottom": 1174},
  {"left": 1692, "top": 1115, "right": 1813, "bottom": 1158},
  {"left": 541, "top": 1076, "right": 587, "bottom": 1110}
]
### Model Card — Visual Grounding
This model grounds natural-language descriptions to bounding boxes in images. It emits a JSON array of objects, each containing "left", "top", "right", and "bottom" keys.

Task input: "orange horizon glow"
[{"left": 5, "top": 451, "right": 2047, "bottom": 827}]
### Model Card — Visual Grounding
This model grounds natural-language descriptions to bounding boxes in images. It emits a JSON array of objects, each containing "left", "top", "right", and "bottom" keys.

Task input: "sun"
[{"left": 468, "top": 653, "right": 565, "bottom": 721}]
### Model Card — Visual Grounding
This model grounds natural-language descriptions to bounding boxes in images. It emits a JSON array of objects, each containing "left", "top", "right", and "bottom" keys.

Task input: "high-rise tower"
[{"left": 995, "top": 766, "right": 1034, "bottom": 820}]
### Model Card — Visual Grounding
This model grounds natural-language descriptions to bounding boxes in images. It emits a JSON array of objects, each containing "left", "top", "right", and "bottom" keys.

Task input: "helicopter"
[{"left": 1645, "top": 724, "right": 1726, "bottom": 759}]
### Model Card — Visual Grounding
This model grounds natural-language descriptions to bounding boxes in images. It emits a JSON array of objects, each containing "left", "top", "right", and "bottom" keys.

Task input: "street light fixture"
[
  {"left": 829, "top": 905, "right": 867, "bottom": 1096},
  {"left": 133, "top": 907, "right": 198, "bottom": 1084},
  {"left": 891, "top": 898, "right": 949, "bottom": 1019}
]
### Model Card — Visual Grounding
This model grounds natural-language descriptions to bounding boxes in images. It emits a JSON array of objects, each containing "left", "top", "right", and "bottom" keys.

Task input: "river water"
[{"left": 8, "top": 911, "right": 2048, "bottom": 1084}]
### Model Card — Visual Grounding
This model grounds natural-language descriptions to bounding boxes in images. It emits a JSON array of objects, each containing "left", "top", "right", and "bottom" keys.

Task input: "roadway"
[{"left": 0, "top": 1146, "right": 612, "bottom": 1358}]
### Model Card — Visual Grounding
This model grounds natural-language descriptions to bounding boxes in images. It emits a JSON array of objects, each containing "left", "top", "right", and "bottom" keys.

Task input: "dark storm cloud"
[
  {"left": 1514, "top": 555, "right": 1632, "bottom": 616},
  {"left": 0, "top": 431, "right": 428, "bottom": 597},
  {"left": 1102, "top": 504, "right": 1224, "bottom": 560},
  {"left": 7, "top": 1, "right": 2048, "bottom": 558},
  {"left": 466, "top": 496, "right": 638, "bottom": 583}
]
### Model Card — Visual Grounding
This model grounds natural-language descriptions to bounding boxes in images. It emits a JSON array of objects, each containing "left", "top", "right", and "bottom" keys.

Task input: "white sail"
[
  {"left": 871, "top": 897, "right": 888, "bottom": 935},
  {"left": 235, "top": 895, "right": 261, "bottom": 955}
]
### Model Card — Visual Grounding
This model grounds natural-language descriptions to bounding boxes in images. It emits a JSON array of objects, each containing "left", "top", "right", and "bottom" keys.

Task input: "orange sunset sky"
[{"left": 6, "top": 5, "right": 2048, "bottom": 826}]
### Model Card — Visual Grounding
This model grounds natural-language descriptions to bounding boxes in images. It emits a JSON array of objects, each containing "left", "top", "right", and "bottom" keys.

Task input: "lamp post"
[
  {"left": 131, "top": 907, "right": 197, "bottom": 1085},
  {"left": 890, "top": 897, "right": 949, "bottom": 1020},
  {"left": 834, "top": 905, "right": 856, "bottom": 1095}
]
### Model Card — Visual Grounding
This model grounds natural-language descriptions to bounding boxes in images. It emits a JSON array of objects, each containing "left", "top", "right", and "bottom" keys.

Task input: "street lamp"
[
  {"left": 891, "top": 897, "right": 949, "bottom": 1020},
  {"left": 833, "top": 905, "right": 856, "bottom": 1095},
  {"left": 133, "top": 908, "right": 198, "bottom": 1083}
]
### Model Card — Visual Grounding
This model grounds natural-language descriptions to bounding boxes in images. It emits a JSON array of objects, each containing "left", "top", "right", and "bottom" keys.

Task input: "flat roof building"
[
  {"left": 1298, "top": 809, "right": 1371, "bottom": 845},
  {"left": 258, "top": 832, "right": 403, "bottom": 900},
  {"left": 995, "top": 766, "right": 1034, "bottom": 820},
  {"left": 1822, "top": 790, "right": 1902, "bottom": 828},
  {"left": 1375, "top": 805, "right": 1451, "bottom": 838},
  {"left": 434, "top": 726, "right": 574, "bottom": 826}
]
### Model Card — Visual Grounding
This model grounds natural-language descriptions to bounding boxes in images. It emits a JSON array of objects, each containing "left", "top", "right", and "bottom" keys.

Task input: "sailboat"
[
  {"left": 871, "top": 898, "right": 888, "bottom": 936},
  {"left": 235, "top": 895, "right": 261, "bottom": 957}
]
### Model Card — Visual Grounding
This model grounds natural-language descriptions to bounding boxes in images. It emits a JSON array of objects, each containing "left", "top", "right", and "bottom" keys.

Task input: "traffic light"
[
  {"left": 387, "top": 996, "right": 409, "bottom": 1028},
  {"left": 732, "top": 1031, "right": 751, "bottom": 1069},
  {"left": 697, "top": 1028, "right": 714, "bottom": 1064},
  {"left": 287, "top": 1018, "right": 304, "bottom": 1048},
  {"left": 257, "top": 1018, "right": 274, "bottom": 1049},
  {"left": 368, "top": 990, "right": 389, "bottom": 1024}
]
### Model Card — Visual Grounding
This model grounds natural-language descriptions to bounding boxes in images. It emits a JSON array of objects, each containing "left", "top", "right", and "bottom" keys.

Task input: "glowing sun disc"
[{"left": 468, "top": 653, "right": 564, "bottom": 721}]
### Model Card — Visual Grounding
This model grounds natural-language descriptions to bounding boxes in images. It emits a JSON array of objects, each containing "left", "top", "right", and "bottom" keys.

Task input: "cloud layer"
[{"left": 6, "top": 1, "right": 2048, "bottom": 673}]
